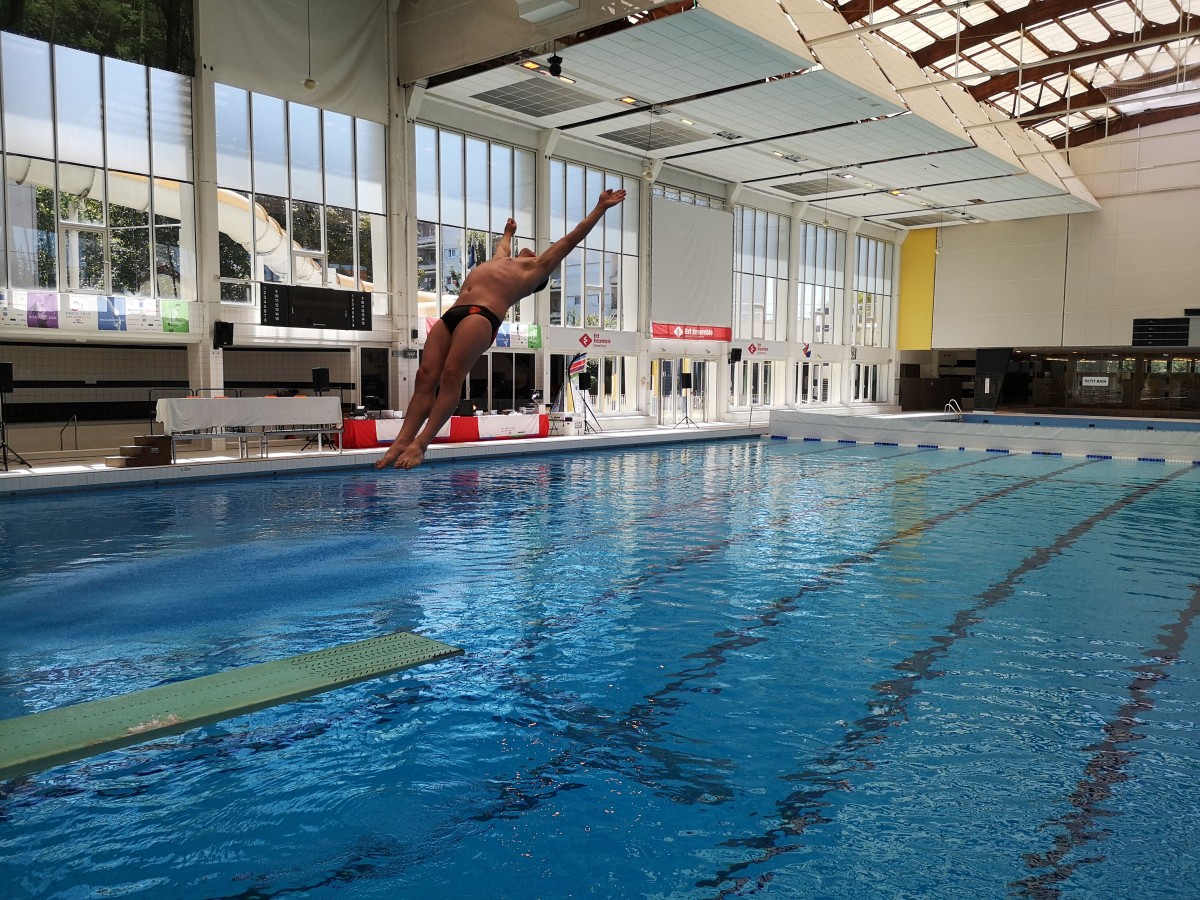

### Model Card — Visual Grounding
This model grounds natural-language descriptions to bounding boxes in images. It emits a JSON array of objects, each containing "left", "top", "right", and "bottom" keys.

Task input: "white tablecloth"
[{"left": 156, "top": 397, "right": 342, "bottom": 433}]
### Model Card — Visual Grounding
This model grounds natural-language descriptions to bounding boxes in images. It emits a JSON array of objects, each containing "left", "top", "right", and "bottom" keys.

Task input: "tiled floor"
[{"left": 0, "top": 422, "right": 765, "bottom": 496}]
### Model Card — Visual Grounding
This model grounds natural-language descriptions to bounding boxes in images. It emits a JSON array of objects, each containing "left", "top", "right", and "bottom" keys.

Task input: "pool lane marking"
[
  {"left": 1011, "top": 576, "right": 1200, "bottom": 898},
  {"left": 698, "top": 464, "right": 1193, "bottom": 897},
  {"left": 463, "top": 456, "right": 1096, "bottom": 825}
]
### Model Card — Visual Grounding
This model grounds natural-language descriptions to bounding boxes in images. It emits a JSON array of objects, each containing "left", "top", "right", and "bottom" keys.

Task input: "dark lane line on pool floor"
[
  {"left": 1011, "top": 576, "right": 1200, "bottom": 899},
  {"left": 698, "top": 465, "right": 1193, "bottom": 898},
  {"left": 465, "top": 458, "right": 1096, "bottom": 819}
]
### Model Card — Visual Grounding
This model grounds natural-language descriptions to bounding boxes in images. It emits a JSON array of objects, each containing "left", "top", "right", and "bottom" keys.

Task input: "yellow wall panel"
[{"left": 898, "top": 229, "right": 936, "bottom": 351}]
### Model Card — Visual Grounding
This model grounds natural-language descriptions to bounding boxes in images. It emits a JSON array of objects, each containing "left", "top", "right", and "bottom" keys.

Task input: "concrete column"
[{"left": 190, "top": 11, "right": 224, "bottom": 397}]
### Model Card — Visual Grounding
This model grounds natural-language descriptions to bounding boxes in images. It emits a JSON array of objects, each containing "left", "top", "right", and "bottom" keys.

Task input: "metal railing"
[{"left": 59, "top": 415, "right": 77, "bottom": 452}]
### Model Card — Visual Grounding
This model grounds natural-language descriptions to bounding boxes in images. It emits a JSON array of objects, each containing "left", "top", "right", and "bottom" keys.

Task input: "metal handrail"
[
  {"left": 59, "top": 415, "right": 78, "bottom": 452},
  {"left": 945, "top": 399, "right": 963, "bottom": 418}
]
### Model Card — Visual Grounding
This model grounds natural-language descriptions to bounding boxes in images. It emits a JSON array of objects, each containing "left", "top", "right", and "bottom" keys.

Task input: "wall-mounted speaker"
[
  {"left": 577, "top": 373, "right": 592, "bottom": 392},
  {"left": 312, "top": 367, "right": 330, "bottom": 393},
  {"left": 0, "top": 362, "right": 13, "bottom": 394},
  {"left": 679, "top": 373, "right": 693, "bottom": 390},
  {"left": 213, "top": 320, "right": 234, "bottom": 349},
  {"left": 729, "top": 348, "right": 742, "bottom": 364}
]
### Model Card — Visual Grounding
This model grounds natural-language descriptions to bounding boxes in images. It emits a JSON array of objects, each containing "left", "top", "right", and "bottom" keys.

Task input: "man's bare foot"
[
  {"left": 395, "top": 444, "right": 427, "bottom": 470},
  {"left": 374, "top": 439, "right": 409, "bottom": 469}
]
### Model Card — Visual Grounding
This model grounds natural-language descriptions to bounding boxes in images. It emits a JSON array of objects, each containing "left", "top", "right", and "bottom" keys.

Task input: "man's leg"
[
  {"left": 394, "top": 316, "right": 495, "bottom": 470},
  {"left": 375, "top": 320, "right": 451, "bottom": 468}
]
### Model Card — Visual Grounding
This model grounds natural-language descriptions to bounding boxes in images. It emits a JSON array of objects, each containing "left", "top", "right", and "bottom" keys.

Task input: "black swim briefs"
[{"left": 441, "top": 304, "right": 502, "bottom": 340}]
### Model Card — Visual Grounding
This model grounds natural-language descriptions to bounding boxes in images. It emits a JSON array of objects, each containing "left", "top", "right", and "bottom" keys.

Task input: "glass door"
[{"left": 656, "top": 357, "right": 708, "bottom": 426}]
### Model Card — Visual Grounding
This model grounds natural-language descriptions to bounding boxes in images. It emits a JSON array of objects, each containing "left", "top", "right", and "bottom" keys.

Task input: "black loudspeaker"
[
  {"left": 312, "top": 367, "right": 330, "bottom": 393},
  {"left": 577, "top": 373, "right": 592, "bottom": 392},
  {"left": 729, "top": 348, "right": 742, "bottom": 364},
  {"left": 0, "top": 362, "right": 12, "bottom": 394},
  {"left": 679, "top": 373, "right": 693, "bottom": 390},
  {"left": 213, "top": 320, "right": 234, "bottom": 349}
]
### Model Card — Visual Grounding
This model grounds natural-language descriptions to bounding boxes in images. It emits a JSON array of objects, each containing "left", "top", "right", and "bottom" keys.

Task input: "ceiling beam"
[
  {"left": 966, "top": 20, "right": 1194, "bottom": 100},
  {"left": 1052, "top": 99, "right": 1200, "bottom": 147},
  {"left": 837, "top": 0, "right": 905, "bottom": 26},
  {"left": 912, "top": 0, "right": 1101, "bottom": 69}
]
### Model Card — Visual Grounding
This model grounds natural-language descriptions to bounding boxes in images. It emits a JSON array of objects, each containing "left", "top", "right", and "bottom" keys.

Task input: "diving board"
[{"left": 0, "top": 631, "right": 463, "bottom": 782}]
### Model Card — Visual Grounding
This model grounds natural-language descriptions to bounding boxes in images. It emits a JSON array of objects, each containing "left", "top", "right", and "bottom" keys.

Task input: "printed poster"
[
  {"left": 97, "top": 295, "right": 128, "bottom": 331},
  {"left": 62, "top": 294, "right": 99, "bottom": 330},
  {"left": 161, "top": 300, "right": 190, "bottom": 333},
  {"left": 26, "top": 292, "right": 59, "bottom": 329}
]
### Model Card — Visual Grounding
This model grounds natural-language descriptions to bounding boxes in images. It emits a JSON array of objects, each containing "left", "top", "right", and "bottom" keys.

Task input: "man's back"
[{"left": 456, "top": 254, "right": 540, "bottom": 318}]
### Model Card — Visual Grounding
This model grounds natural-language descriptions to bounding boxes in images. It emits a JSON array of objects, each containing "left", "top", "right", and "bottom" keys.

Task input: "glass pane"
[
  {"left": 515, "top": 148, "right": 534, "bottom": 233},
  {"left": 566, "top": 164, "right": 584, "bottom": 235},
  {"left": 255, "top": 194, "right": 289, "bottom": 283},
  {"left": 439, "top": 130, "right": 464, "bottom": 226},
  {"left": 251, "top": 93, "right": 288, "bottom": 196},
  {"left": 110, "top": 175, "right": 152, "bottom": 296},
  {"left": 289, "top": 103, "right": 322, "bottom": 202},
  {"left": 104, "top": 57, "right": 150, "bottom": 174},
  {"left": 415, "top": 124, "right": 438, "bottom": 221},
  {"left": 621, "top": 176, "right": 639, "bottom": 256},
  {"left": 357, "top": 212, "right": 385, "bottom": 290},
  {"left": 220, "top": 282, "right": 250, "bottom": 303},
  {"left": 466, "top": 137, "right": 489, "bottom": 230},
  {"left": 214, "top": 83, "right": 251, "bottom": 190},
  {"left": 489, "top": 143, "right": 512, "bottom": 235},
  {"left": 441, "top": 224, "right": 464, "bottom": 296},
  {"left": 154, "top": 178, "right": 191, "bottom": 301},
  {"left": 290, "top": 199, "right": 322, "bottom": 252},
  {"left": 326, "top": 206, "right": 354, "bottom": 287},
  {"left": 58, "top": 163, "right": 105, "bottom": 225},
  {"left": 549, "top": 159, "right": 565, "bottom": 241},
  {"left": 55, "top": 46, "right": 104, "bottom": 167},
  {"left": 416, "top": 220, "right": 437, "bottom": 295},
  {"left": 356, "top": 119, "right": 385, "bottom": 214},
  {"left": 218, "top": 193, "right": 251, "bottom": 281},
  {"left": 3, "top": 35, "right": 54, "bottom": 160},
  {"left": 150, "top": 68, "right": 193, "bottom": 181},
  {"left": 585, "top": 248, "right": 602, "bottom": 324},
  {"left": 563, "top": 247, "right": 582, "bottom": 327},
  {"left": 323, "top": 111, "right": 355, "bottom": 208},
  {"left": 6, "top": 158, "right": 57, "bottom": 289},
  {"left": 63, "top": 228, "right": 105, "bottom": 291}
]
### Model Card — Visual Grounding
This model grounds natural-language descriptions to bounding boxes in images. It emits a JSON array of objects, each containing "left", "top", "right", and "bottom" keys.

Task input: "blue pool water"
[{"left": 2, "top": 439, "right": 1200, "bottom": 899}]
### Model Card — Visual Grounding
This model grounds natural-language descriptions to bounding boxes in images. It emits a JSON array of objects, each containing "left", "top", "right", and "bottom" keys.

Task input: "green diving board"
[{"left": 0, "top": 631, "right": 463, "bottom": 782}]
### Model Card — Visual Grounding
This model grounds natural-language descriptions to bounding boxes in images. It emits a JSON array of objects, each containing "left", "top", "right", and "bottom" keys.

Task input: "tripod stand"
[
  {"left": 674, "top": 387, "right": 698, "bottom": 429},
  {"left": 0, "top": 391, "right": 31, "bottom": 472}
]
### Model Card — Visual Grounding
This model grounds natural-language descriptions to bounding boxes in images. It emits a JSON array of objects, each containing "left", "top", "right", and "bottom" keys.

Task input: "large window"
[
  {"left": 213, "top": 84, "right": 387, "bottom": 304},
  {"left": 797, "top": 360, "right": 837, "bottom": 406},
  {"left": 730, "top": 359, "right": 781, "bottom": 408},
  {"left": 733, "top": 205, "right": 789, "bottom": 342},
  {"left": 415, "top": 124, "right": 534, "bottom": 321},
  {"left": 796, "top": 222, "right": 845, "bottom": 346},
  {"left": 853, "top": 235, "right": 893, "bottom": 348},
  {"left": 1, "top": 35, "right": 196, "bottom": 303},
  {"left": 549, "top": 160, "right": 639, "bottom": 330}
]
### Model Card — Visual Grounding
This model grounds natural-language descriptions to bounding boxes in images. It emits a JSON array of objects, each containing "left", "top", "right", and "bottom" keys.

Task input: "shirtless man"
[{"left": 377, "top": 187, "right": 627, "bottom": 470}]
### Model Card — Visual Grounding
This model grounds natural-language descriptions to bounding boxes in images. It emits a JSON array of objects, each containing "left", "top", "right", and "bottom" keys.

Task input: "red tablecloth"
[{"left": 343, "top": 414, "right": 549, "bottom": 449}]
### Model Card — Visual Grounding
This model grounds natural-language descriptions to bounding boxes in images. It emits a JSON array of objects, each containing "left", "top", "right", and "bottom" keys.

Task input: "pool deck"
[
  {"left": 0, "top": 421, "right": 766, "bottom": 496},
  {"left": 768, "top": 409, "right": 1200, "bottom": 464}
]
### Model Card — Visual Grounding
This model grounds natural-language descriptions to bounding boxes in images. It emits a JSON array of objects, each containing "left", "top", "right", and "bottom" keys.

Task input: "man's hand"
[{"left": 596, "top": 188, "right": 626, "bottom": 210}]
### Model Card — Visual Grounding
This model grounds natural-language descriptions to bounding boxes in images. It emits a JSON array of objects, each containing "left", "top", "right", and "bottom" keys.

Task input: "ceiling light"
[
  {"left": 557, "top": 75, "right": 575, "bottom": 84},
  {"left": 520, "top": 61, "right": 541, "bottom": 70},
  {"left": 838, "top": 172, "right": 855, "bottom": 179},
  {"left": 680, "top": 118, "right": 694, "bottom": 125},
  {"left": 889, "top": 189, "right": 907, "bottom": 197},
  {"left": 617, "top": 96, "right": 640, "bottom": 105}
]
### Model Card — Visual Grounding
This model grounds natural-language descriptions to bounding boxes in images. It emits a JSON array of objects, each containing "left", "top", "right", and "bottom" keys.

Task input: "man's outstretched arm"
[{"left": 535, "top": 189, "right": 626, "bottom": 276}]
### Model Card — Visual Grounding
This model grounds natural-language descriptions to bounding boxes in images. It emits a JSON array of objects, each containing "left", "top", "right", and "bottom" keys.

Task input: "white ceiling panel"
[
  {"left": 854, "top": 147, "right": 1023, "bottom": 190},
  {"left": 671, "top": 70, "right": 893, "bottom": 140},
  {"left": 808, "top": 40, "right": 908, "bottom": 112},
  {"left": 427, "top": 66, "right": 629, "bottom": 129},
  {"left": 862, "top": 33, "right": 973, "bottom": 141},
  {"left": 916, "top": 173, "right": 1066, "bottom": 208},
  {"left": 822, "top": 192, "right": 931, "bottom": 218},
  {"left": 561, "top": 7, "right": 814, "bottom": 106},
  {"left": 935, "top": 84, "right": 1025, "bottom": 168},
  {"left": 663, "top": 144, "right": 824, "bottom": 184},
  {"left": 772, "top": 114, "right": 973, "bottom": 168},
  {"left": 694, "top": 0, "right": 817, "bottom": 66}
]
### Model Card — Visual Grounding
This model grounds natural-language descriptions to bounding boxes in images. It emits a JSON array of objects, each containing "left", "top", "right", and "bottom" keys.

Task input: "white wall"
[{"left": 932, "top": 113, "right": 1200, "bottom": 349}]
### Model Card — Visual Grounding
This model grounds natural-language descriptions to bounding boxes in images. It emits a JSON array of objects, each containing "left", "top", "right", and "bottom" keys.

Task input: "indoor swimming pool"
[{"left": 1, "top": 438, "right": 1199, "bottom": 898}]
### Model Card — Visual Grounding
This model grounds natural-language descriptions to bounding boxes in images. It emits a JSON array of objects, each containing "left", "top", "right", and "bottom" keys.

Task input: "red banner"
[{"left": 651, "top": 322, "right": 733, "bottom": 341}]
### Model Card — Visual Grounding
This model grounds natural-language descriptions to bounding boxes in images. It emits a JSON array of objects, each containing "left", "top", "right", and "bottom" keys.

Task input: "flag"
[
  {"left": 802, "top": 342, "right": 812, "bottom": 358},
  {"left": 568, "top": 353, "right": 587, "bottom": 376}
]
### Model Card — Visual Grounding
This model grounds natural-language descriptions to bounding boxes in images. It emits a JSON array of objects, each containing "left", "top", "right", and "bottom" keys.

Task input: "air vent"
[
  {"left": 471, "top": 79, "right": 599, "bottom": 117},
  {"left": 886, "top": 213, "right": 958, "bottom": 227},
  {"left": 1132, "top": 317, "right": 1190, "bottom": 347},
  {"left": 773, "top": 180, "right": 832, "bottom": 198},
  {"left": 597, "top": 121, "right": 707, "bottom": 151}
]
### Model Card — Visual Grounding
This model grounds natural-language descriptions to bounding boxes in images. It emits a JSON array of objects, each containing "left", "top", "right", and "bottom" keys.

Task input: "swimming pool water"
[{"left": 1, "top": 439, "right": 1199, "bottom": 898}]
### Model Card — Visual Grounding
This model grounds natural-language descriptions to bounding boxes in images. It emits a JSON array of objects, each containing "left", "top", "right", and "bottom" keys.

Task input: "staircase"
[{"left": 105, "top": 434, "right": 172, "bottom": 468}]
